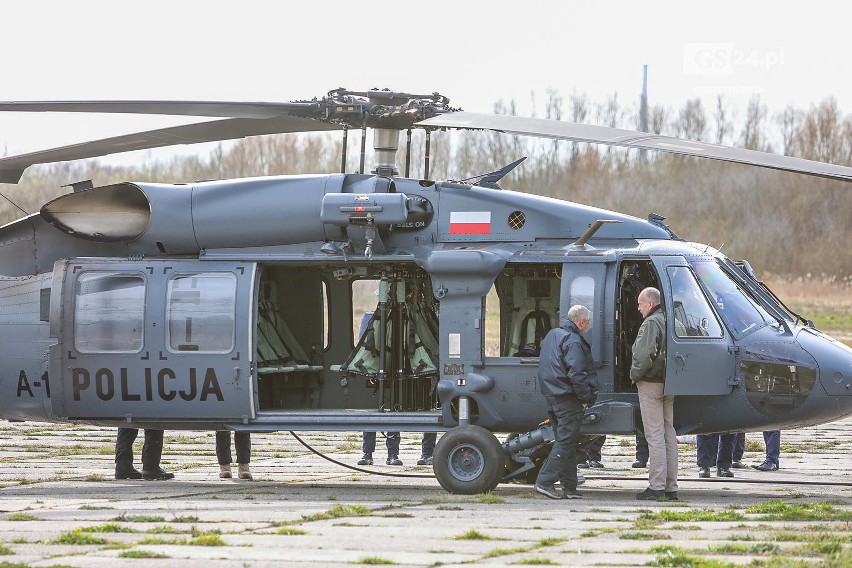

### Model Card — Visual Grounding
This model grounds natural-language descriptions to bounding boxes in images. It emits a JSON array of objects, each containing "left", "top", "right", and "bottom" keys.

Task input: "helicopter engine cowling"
[{"left": 40, "top": 173, "right": 406, "bottom": 254}]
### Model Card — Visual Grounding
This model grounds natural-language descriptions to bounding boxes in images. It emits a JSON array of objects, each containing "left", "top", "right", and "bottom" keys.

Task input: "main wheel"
[{"left": 433, "top": 425, "right": 504, "bottom": 494}]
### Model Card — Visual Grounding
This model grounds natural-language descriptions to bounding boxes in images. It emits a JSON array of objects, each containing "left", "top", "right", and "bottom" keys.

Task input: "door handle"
[{"left": 674, "top": 353, "right": 686, "bottom": 366}]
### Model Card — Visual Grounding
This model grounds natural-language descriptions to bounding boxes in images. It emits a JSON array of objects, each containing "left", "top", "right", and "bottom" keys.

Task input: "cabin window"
[
  {"left": 352, "top": 278, "right": 381, "bottom": 346},
  {"left": 74, "top": 272, "right": 145, "bottom": 353},
  {"left": 668, "top": 266, "right": 723, "bottom": 338},
  {"left": 691, "top": 261, "right": 772, "bottom": 337},
  {"left": 166, "top": 273, "right": 236, "bottom": 353}
]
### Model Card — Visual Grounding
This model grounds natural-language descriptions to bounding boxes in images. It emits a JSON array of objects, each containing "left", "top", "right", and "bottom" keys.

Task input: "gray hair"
[
  {"left": 640, "top": 287, "right": 661, "bottom": 305},
  {"left": 567, "top": 304, "right": 591, "bottom": 324}
]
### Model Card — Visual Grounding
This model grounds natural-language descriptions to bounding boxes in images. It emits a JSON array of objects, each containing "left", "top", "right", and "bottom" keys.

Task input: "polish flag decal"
[{"left": 449, "top": 211, "right": 491, "bottom": 235}]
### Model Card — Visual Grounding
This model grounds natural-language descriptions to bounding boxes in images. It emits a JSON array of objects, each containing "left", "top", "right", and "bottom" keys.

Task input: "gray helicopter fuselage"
[{"left": 0, "top": 173, "right": 850, "bottom": 439}]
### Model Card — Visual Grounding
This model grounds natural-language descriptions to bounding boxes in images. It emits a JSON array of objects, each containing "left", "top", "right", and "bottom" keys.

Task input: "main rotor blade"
[
  {"left": 417, "top": 112, "right": 852, "bottom": 183},
  {"left": 0, "top": 100, "right": 319, "bottom": 119},
  {"left": 0, "top": 116, "right": 342, "bottom": 184}
]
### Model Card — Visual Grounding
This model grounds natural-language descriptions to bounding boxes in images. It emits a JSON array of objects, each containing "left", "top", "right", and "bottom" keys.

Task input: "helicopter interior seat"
[
  {"left": 256, "top": 298, "right": 323, "bottom": 375},
  {"left": 512, "top": 308, "right": 550, "bottom": 357}
]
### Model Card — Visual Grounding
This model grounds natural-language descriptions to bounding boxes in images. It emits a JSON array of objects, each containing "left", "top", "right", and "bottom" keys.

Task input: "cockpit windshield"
[{"left": 691, "top": 260, "right": 774, "bottom": 337}]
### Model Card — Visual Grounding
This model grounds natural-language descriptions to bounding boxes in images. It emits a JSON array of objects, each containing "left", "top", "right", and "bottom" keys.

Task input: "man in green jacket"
[{"left": 631, "top": 287, "right": 678, "bottom": 501}]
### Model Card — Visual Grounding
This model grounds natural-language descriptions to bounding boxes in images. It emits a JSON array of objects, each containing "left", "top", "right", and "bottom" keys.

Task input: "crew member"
[
  {"left": 534, "top": 305, "right": 597, "bottom": 500},
  {"left": 115, "top": 428, "right": 174, "bottom": 480},
  {"left": 357, "top": 432, "right": 437, "bottom": 466},
  {"left": 752, "top": 430, "right": 781, "bottom": 471},
  {"left": 697, "top": 433, "right": 736, "bottom": 477},
  {"left": 631, "top": 287, "right": 678, "bottom": 501}
]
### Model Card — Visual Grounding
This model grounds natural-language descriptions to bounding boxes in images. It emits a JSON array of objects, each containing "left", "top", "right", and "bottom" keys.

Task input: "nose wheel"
[{"left": 433, "top": 425, "right": 503, "bottom": 494}]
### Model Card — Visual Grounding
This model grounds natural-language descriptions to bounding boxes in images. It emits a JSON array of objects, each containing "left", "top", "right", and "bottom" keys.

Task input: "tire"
[{"left": 433, "top": 425, "right": 504, "bottom": 494}]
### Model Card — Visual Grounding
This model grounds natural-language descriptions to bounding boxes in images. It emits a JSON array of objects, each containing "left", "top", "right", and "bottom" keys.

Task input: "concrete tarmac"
[{"left": 2, "top": 419, "right": 852, "bottom": 567}]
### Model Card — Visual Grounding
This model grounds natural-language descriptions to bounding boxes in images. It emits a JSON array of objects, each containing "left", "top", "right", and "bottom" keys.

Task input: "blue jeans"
[{"left": 536, "top": 395, "right": 584, "bottom": 491}]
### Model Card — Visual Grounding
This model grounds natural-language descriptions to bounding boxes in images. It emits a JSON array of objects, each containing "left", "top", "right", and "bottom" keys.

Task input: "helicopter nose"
[{"left": 796, "top": 328, "right": 852, "bottom": 396}]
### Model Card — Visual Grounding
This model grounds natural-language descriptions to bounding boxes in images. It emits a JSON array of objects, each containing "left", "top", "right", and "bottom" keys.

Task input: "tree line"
[{"left": 1, "top": 90, "right": 850, "bottom": 279}]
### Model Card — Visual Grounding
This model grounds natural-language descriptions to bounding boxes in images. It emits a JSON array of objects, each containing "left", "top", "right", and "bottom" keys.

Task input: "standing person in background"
[
  {"left": 731, "top": 432, "right": 746, "bottom": 468},
  {"left": 696, "top": 433, "right": 736, "bottom": 478},
  {"left": 115, "top": 428, "right": 174, "bottom": 481},
  {"left": 633, "top": 432, "right": 649, "bottom": 468},
  {"left": 752, "top": 430, "right": 781, "bottom": 471},
  {"left": 631, "top": 287, "right": 678, "bottom": 501},
  {"left": 216, "top": 431, "right": 252, "bottom": 480}
]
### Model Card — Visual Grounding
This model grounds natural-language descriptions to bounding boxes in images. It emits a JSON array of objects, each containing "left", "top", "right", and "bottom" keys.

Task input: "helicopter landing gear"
[{"left": 433, "top": 425, "right": 503, "bottom": 494}]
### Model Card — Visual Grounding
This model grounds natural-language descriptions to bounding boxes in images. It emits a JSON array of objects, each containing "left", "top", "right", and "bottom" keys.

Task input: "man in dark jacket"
[
  {"left": 632, "top": 287, "right": 678, "bottom": 501},
  {"left": 534, "top": 305, "right": 597, "bottom": 500}
]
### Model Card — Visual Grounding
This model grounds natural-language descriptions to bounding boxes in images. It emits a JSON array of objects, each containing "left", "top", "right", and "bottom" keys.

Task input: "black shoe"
[
  {"left": 752, "top": 460, "right": 778, "bottom": 471},
  {"left": 636, "top": 488, "right": 664, "bottom": 500},
  {"left": 698, "top": 466, "right": 711, "bottom": 478},
  {"left": 665, "top": 491, "right": 679, "bottom": 501},
  {"left": 115, "top": 468, "right": 142, "bottom": 480},
  {"left": 586, "top": 460, "right": 604, "bottom": 469},
  {"left": 717, "top": 467, "right": 734, "bottom": 478},
  {"left": 562, "top": 489, "right": 582, "bottom": 499},
  {"left": 632, "top": 460, "right": 647, "bottom": 468},
  {"left": 357, "top": 453, "right": 373, "bottom": 466},
  {"left": 416, "top": 455, "right": 433, "bottom": 466},
  {"left": 577, "top": 461, "right": 589, "bottom": 469},
  {"left": 534, "top": 483, "right": 562, "bottom": 500},
  {"left": 142, "top": 468, "right": 175, "bottom": 481},
  {"left": 386, "top": 455, "right": 402, "bottom": 466},
  {"left": 730, "top": 461, "right": 746, "bottom": 469}
]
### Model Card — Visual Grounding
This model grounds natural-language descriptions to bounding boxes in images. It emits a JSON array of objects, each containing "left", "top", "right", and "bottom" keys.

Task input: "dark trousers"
[
  {"left": 578, "top": 435, "right": 606, "bottom": 462},
  {"left": 216, "top": 431, "right": 251, "bottom": 464},
  {"left": 733, "top": 432, "right": 746, "bottom": 461},
  {"left": 763, "top": 430, "right": 781, "bottom": 465},
  {"left": 635, "top": 432, "right": 649, "bottom": 462},
  {"left": 362, "top": 432, "right": 437, "bottom": 457},
  {"left": 115, "top": 428, "right": 164, "bottom": 472},
  {"left": 536, "top": 395, "right": 584, "bottom": 491},
  {"left": 697, "top": 433, "right": 736, "bottom": 468}
]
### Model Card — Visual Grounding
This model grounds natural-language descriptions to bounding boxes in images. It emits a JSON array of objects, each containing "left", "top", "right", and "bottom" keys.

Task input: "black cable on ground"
[{"left": 289, "top": 431, "right": 434, "bottom": 479}]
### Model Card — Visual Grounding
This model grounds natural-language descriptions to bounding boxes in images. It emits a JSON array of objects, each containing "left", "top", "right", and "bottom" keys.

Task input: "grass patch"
[
  {"left": 454, "top": 529, "right": 500, "bottom": 541},
  {"left": 483, "top": 546, "right": 530, "bottom": 558},
  {"left": 791, "top": 541, "right": 843, "bottom": 556},
  {"left": 182, "top": 533, "right": 227, "bottom": 546},
  {"left": 0, "top": 543, "right": 12, "bottom": 555},
  {"left": 536, "top": 537, "right": 566, "bottom": 547},
  {"left": 119, "top": 550, "right": 171, "bottom": 559},
  {"left": 380, "top": 512, "right": 414, "bottom": 518},
  {"left": 112, "top": 513, "right": 166, "bottom": 522},
  {"left": 638, "top": 508, "right": 745, "bottom": 525},
  {"left": 513, "top": 558, "right": 558, "bottom": 565},
  {"left": 85, "top": 473, "right": 106, "bottom": 481},
  {"left": 6, "top": 512, "right": 39, "bottom": 521},
  {"left": 437, "top": 505, "right": 463, "bottom": 511},
  {"left": 620, "top": 531, "right": 670, "bottom": 540},
  {"left": 745, "top": 500, "right": 852, "bottom": 521},
  {"left": 170, "top": 515, "right": 201, "bottom": 523},
  {"left": 276, "top": 527, "right": 307, "bottom": 535},
  {"left": 79, "top": 504, "right": 112, "bottom": 510},
  {"left": 474, "top": 492, "right": 506, "bottom": 504},
  {"left": 647, "top": 544, "right": 734, "bottom": 567},
  {"left": 302, "top": 504, "right": 372, "bottom": 522},
  {"left": 352, "top": 556, "right": 397, "bottom": 565},
  {"left": 707, "top": 542, "right": 780, "bottom": 555},
  {"left": 146, "top": 525, "right": 183, "bottom": 534},
  {"left": 49, "top": 529, "right": 110, "bottom": 545},
  {"left": 80, "top": 523, "right": 137, "bottom": 533}
]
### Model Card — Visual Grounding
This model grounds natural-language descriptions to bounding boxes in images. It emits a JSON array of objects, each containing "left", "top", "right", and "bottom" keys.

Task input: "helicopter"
[{"left": 0, "top": 87, "right": 851, "bottom": 495}]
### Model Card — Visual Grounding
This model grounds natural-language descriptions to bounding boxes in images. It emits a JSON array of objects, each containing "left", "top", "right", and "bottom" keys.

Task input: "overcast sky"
[{"left": 1, "top": 0, "right": 850, "bottom": 166}]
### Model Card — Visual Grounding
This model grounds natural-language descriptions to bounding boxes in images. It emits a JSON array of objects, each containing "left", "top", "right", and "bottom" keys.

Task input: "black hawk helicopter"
[{"left": 0, "top": 88, "right": 850, "bottom": 494}]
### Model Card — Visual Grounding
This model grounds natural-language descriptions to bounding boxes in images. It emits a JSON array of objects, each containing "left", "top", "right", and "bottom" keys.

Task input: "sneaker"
[
  {"left": 238, "top": 463, "right": 253, "bottom": 480},
  {"left": 698, "top": 466, "right": 711, "bottom": 478},
  {"left": 636, "top": 488, "right": 664, "bottom": 500},
  {"left": 115, "top": 468, "right": 142, "bottom": 480},
  {"left": 219, "top": 464, "right": 232, "bottom": 479},
  {"left": 752, "top": 460, "right": 778, "bottom": 471},
  {"left": 664, "top": 491, "right": 679, "bottom": 501},
  {"left": 586, "top": 460, "right": 604, "bottom": 469},
  {"left": 534, "top": 483, "right": 562, "bottom": 500},
  {"left": 386, "top": 455, "right": 403, "bottom": 466},
  {"left": 731, "top": 460, "right": 746, "bottom": 469},
  {"left": 562, "top": 489, "right": 582, "bottom": 499},
  {"left": 632, "top": 460, "right": 647, "bottom": 468},
  {"left": 142, "top": 468, "right": 175, "bottom": 481},
  {"left": 416, "top": 455, "right": 433, "bottom": 466},
  {"left": 357, "top": 453, "right": 373, "bottom": 466}
]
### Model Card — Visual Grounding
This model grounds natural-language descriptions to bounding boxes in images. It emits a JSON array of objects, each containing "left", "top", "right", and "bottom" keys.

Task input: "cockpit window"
[
  {"left": 691, "top": 261, "right": 773, "bottom": 337},
  {"left": 668, "top": 266, "right": 723, "bottom": 338}
]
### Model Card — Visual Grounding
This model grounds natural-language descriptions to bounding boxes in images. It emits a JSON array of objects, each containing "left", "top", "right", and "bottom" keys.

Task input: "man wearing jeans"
[
  {"left": 631, "top": 287, "right": 678, "bottom": 501},
  {"left": 534, "top": 305, "right": 597, "bottom": 500}
]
